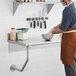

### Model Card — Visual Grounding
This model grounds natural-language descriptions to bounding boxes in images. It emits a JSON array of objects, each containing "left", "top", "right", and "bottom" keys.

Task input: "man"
[{"left": 42, "top": 0, "right": 76, "bottom": 76}]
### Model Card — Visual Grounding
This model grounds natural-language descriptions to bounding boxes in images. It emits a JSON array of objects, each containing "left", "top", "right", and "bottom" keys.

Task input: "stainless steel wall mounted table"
[{"left": 8, "top": 37, "right": 60, "bottom": 72}]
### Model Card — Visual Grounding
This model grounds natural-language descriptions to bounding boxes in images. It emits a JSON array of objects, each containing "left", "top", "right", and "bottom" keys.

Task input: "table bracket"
[{"left": 10, "top": 45, "right": 29, "bottom": 72}]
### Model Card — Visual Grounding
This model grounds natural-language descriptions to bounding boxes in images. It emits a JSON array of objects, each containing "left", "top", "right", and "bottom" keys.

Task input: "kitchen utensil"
[
  {"left": 43, "top": 21, "right": 46, "bottom": 29},
  {"left": 16, "top": 28, "right": 29, "bottom": 40},
  {"left": 33, "top": 21, "right": 36, "bottom": 28}
]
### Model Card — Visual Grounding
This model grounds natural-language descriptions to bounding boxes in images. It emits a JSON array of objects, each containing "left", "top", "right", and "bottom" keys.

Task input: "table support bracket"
[{"left": 10, "top": 46, "right": 29, "bottom": 72}]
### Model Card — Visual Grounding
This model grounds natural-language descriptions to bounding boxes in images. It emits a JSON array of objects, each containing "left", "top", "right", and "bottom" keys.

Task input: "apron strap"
[
  {"left": 63, "top": 23, "right": 76, "bottom": 33},
  {"left": 63, "top": 30, "right": 76, "bottom": 33}
]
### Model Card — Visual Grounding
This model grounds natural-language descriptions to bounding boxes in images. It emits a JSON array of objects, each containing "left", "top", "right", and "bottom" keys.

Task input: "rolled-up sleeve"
[{"left": 59, "top": 8, "right": 74, "bottom": 31}]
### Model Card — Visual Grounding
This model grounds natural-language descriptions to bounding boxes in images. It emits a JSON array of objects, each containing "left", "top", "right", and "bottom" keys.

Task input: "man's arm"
[
  {"left": 53, "top": 23, "right": 61, "bottom": 29},
  {"left": 53, "top": 23, "right": 64, "bottom": 34},
  {"left": 47, "top": 23, "right": 64, "bottom": 36},
  {"left": 52, "top": 27, "right": 64, "bottom": 34},
  {"left": 48, "top": 23, "right": 64, "bottom": 34},
  {"left": 47, "top": 8, "right": 73, "bottom": 36}
]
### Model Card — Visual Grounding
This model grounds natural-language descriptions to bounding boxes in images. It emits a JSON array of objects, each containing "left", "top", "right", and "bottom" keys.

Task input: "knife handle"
[
  {"left": 43, "top": 21, "right": 46, "bottom": 29},
  {"left": 33, "top": 21, "right": 36, "bottom": 28},
  {"left": 30, "top": 22, "right": 32, "bottom": 28},
  {"left": 40, "top": 21, "right": 42, "bottom": 29}
]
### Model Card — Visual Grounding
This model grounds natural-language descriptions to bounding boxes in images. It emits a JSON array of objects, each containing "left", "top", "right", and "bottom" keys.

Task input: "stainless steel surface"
[
  {"left": 8, "top": 36, "right": 60, "bottom": 46},
  {"left": 13, "top": 1, "right": 54, "bottom": 15},
  {"left": 10, "top": 46, "right": 29, "bottom": 72},
  {"left": 8, "top": 36, "right": 60, "bottom": 72}
]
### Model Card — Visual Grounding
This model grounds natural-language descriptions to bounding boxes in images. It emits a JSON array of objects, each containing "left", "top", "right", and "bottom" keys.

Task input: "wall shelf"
[{"left": 13, "top": 1, "right": 55, "bottom": 15}]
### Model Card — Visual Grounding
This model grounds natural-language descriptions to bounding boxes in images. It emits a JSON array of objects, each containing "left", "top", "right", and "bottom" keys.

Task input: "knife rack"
[{"left": 26, "top": 17, "right": 48, "bottom": 29}]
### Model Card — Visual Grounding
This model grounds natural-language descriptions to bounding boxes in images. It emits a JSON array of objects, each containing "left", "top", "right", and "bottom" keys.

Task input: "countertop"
[{"left": 8, "top": 34, "right": 61, "bottom": 46}]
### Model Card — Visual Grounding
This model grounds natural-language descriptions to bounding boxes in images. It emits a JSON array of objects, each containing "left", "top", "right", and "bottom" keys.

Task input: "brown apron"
[{"left": 61, "top": 27, "right": 76, "bottom": 66}]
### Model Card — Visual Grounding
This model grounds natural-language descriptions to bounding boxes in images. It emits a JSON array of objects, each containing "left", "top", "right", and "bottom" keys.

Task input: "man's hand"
[{"left": 42, "top": 29, "right": 54, "bottom": 41}]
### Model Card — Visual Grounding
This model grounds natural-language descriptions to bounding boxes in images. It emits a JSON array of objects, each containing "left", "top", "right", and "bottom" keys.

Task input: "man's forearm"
[
  {"left": 47, "top": 23, "right": 64, "bottom": 37},
  {"left": 48, "top": 23, "right": 61, "bottom": 34},
  {"left": 53, "top": 23, "right": 61, "bottom": 29},
  {"left": 47, "top": 23, "right": 63, "bottom": 37},
  {"left": 51, "top": 23, "right": 64, "bottom": 34},
  {"left": 52, "top": 27, "right": 64, "bottom": 34}
]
